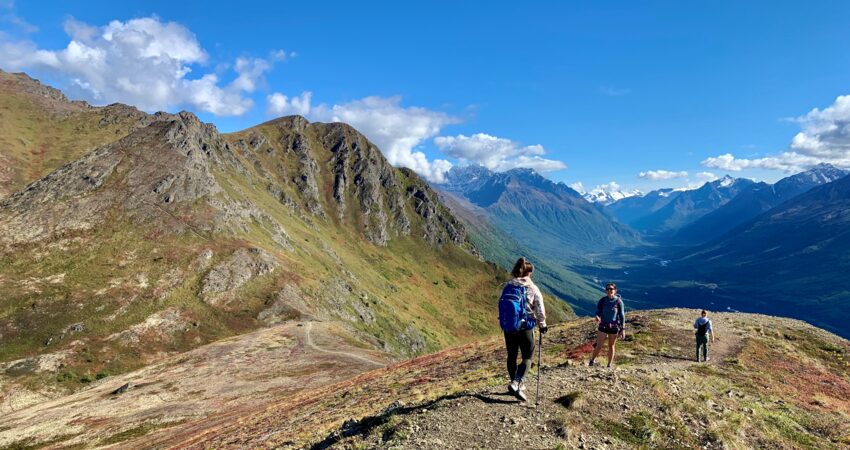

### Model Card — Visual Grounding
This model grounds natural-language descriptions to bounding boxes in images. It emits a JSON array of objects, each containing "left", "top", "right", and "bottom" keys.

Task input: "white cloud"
[
  {"left": 267, "top": 91, "right": 312, "bottom": 116},
  {"left": 271, "top": 49, "right": 294, "bottom": 61},
  {"left": 568, "top": 182, "right": 585, "bottom": 193},
  {"left": 433, "top": 133, "right": 566, "bottom": 173},
  {"left": 702, "top": 94, "right": 850, "bottom": 172},
  {"left": 300, "top": 96, "right": 459, "bottom": 183},
  {"left": 0, "top": 16, "right": 284, "bottom": 116},
  {"left": 701, "top": 152, "right": 822, "bottom": 172},
  {"left": 696, "top": 171, "right": 718, "bottom": 181},
  {"left": 638, "top": 170, "right": 689, "bottom": 180},
  {"left": 595, "top": 181, "right": 622, "bottom": 191}
]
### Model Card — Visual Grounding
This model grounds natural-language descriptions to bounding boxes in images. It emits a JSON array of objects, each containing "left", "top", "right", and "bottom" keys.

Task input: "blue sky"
[{"left": 2, "top": 1, "right": 850, "bottom": 193}]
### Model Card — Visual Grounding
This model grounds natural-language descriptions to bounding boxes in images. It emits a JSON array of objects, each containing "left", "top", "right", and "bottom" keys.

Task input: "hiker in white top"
[
  {"left": 502, "top": 257, "right": 547, "bottom": 402},
  {"left": 694, "top": 310, "right": 716, "bottom": 362}
]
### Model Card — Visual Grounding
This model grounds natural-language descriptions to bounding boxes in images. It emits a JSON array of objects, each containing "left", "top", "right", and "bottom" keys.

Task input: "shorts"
[{"left": 598, "top": 324, "right": 620, "bottom": 335}]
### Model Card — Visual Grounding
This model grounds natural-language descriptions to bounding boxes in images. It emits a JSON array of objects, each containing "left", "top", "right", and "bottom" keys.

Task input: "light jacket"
[
  {"left": 694, "top": 317, "right": 713, "bottom": 335},
  {"left": 508, "top": 277, "right": 547, "bottom": 328}
]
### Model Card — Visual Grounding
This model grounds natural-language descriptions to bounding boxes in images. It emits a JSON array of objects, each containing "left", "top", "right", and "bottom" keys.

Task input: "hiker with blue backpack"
[
  {"left": 588, "top": 282, "right": 625, "bottom": 369},
  {"left": 498, "top": 257, "right": 547, "bottom": 402}
]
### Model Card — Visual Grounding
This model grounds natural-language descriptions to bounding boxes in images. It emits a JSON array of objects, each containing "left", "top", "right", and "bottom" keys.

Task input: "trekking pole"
[{"left": 536, "top": 329, "right": 543, "bottom": 409}]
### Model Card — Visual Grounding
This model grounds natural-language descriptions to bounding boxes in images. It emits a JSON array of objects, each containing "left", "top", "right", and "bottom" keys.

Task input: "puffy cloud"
[
  {"left": 304, "top": 96, "right": 458, "bottom": 183},
  {"left": 433, "top": 133, "right": 566, "bottom": 173},
  {"left": 568, "top": 182, "right": 586, "bottom": 193},
  {"left": 0, "top": 16, "right": 283, "bottom": 116},
  {"left": 791, "top": 94, "right": 850, "bottom": 157},
  {"left": 702, "top": 95, "right": 850, "bottom": 172},
  {"left": 595, "top": 181, "right": 622, "bottom": 191},
  {"left": 701, "top": 152, "right": 822, "bottom": 172},
  {"left": 638, "top": 170, "right": 689, "bottom": 180},
  {"left": 696, "top": 171, "right": 719, "bottom": 181},
  {"left": 267, "top": 91, "right": 312, "bottom": 116}
]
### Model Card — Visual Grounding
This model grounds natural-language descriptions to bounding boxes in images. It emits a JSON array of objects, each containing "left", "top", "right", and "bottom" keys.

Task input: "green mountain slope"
[
  {"left": 439, "top": 190, "right": 598, "bottom": 314},
  {"left": 0, "top": 76, "right": 571, "bottom": 408},
  {"left": 0, "top": 69, "right": 151, "bottom": 198},
  {"left": 439, "top": 166, "right": 637, "bottom": 314}
]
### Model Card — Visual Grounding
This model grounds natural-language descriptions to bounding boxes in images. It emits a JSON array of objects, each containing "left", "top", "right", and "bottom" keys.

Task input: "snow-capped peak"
[{"left": 579, "top": 182, "right": 643, "bottom": 205}]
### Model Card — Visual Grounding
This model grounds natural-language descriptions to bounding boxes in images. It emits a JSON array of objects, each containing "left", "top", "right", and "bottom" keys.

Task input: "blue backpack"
[{"left": 498, "top": 283, "right": 536, "bottom": 332}]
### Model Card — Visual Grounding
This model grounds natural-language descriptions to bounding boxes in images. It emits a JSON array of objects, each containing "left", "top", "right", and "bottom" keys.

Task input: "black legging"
[{"left": 504, "top": 329, "right": 535, "bottom": 382}]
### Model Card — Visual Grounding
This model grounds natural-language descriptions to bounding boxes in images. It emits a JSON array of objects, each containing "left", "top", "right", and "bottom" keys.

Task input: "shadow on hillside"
[
  {"left": 309, "top": 390, "right": 519, "bottom": 449},
  {"left": 647, "top": 353, "right": 694, "bottom": 362}
]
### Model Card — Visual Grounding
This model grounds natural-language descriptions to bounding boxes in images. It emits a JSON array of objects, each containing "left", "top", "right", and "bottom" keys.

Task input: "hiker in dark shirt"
[
  {"left": 588, "top": 283, "right": 625, "bottom": 369},
  {"left": 694, "top": 310, "right": 716, "bottom": 362}
]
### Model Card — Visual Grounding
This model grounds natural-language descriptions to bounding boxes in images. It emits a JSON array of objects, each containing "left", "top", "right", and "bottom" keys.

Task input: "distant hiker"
[
  {"left": 694, "top": 310, "right": 716, "bottom": 362},
  {"left": 588, "top": 283, "right": 625, "bottom": 369},
  {"left": 498, "top": 257, "right": 548, "bottom": 402}
]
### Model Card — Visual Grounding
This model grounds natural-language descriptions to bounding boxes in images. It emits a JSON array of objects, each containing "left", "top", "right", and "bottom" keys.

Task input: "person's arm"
[
  {"left": 694, "top": 318, "right": 699, "bottom": 329},
  {"left": 531, "top": 285, "right": 547, "bottom": 328},
  {"left": 708, "top": 319, "right": 716, "bottom": 342},
  {"left": 617, "top": 299, "right": 625, "bottom": 336}
]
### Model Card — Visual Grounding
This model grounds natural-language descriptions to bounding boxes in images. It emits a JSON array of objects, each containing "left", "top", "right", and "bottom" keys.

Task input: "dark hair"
[
  {"left": 605, "top": 282, "right": 617, "bottom": 290},
  {"left": 701, "top": 310, "right": 707, "bottom": 315},
  {"left": 511, "top": 257, "right": 534, "bottom": 278}
]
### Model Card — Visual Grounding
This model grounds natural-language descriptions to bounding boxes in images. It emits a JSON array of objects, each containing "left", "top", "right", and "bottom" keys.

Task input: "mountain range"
[
  {"left": 668, "top": 170, "right": 850, "bottom": 332},
  {"left": 438, "top": 165, "right": 639, "bottom": 313},
  {"left": 672, "top": 164, "right": 847, "bottom": 244},
  {"left": 578, "top": 184, "right": 643, "bottom": 205},
  {"left": 0, "top": 70, "right": 572, "bottom": 416},
  {"left": 1, "top": 70, "right": 849, "bottom": 449},
  {"left": 624, "top": 175, "right": 756, "bottom": 235}
]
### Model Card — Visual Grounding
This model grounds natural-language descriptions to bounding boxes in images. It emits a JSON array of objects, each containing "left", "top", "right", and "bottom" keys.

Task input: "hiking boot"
[
  {"left": 588, "top": 359, "right": 596, "bottom": 367},
  {"left": 515, "top": 382, "right": 527, "bottom": 402},
  {"left": 508, "top": 380, "right": 519, "bottom": 395},
  {"left": 705, "top": 357, "right": 711, "bottom": 362}
]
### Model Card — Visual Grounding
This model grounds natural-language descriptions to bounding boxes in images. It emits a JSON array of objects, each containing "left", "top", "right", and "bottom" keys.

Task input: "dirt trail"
[
  {"left": 0, "top": 321, "right": 391, "bottom": 450},
  {"left": 301, "top": 321, "right": 385, "bottom": 368},
  {"left": 301, "top": 310, "right": 760, "bottom": 449}
]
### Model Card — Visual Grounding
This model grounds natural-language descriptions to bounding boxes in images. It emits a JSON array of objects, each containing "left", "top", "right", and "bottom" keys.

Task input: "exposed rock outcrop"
[{"left": 201, "top": 247, "right": 278, "bottom": 306}]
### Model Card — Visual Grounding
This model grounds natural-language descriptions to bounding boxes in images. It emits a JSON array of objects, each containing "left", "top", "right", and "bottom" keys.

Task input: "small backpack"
[
  {"left": 696, "top": 321, "right": 708, "bottom": 336},
  {"left": 498, "top": 284, "right": 536, "bottom": 332}
]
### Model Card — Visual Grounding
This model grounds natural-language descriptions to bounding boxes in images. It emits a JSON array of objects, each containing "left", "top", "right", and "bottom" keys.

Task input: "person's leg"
[
  {"left": 702, "top": 336, "right": 709, "bottom": 361},
  {"left": 606, "top": 333, "right": 617, "bottom": 366},
  {"left": 505, "top": 332, "right": 519, "bottom": 380},
  {"left": 696, "top": 337, "right": 701, "bottom": 361},
  {"left": 590, "top": 331, "right": 606, "bottom": 363},
  {"left": 515, "top": 329, "right": 535, "bottom": 382}
]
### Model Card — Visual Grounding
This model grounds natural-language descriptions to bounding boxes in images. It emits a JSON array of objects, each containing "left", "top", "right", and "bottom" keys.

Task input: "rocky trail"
[
  {"left": 309, "top": 309, "right": 746, "bottom": 450},
  {"left": 178, "top": 309, "right": 850, "bottom": 450}
]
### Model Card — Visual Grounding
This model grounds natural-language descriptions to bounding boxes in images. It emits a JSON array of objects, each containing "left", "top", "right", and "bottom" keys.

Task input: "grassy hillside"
[
  {"left": 0, "top": 70, "right": 150, "bottom": 198},
  {"left": 440, "top": 191, "right": 589, "bottom": 315},
  {"left": 0, "top": 78, "right": 571, "bottom": 412}
]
